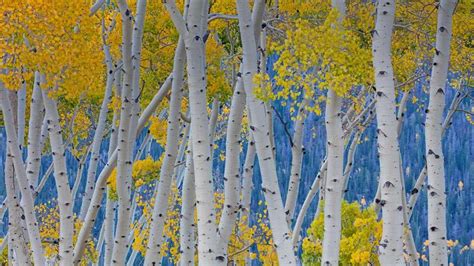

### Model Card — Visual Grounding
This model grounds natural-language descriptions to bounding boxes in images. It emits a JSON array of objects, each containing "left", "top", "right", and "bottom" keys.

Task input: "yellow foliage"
[
  {"left": 36, "top": 203, "right": 97, "bottom": 265},
  {"left": 107, "top": 155, "right": 163, "bottom": 200},
  {"left": 302, "top": 201, "right": 382, "bottom": 265},
  {"left": 256, "top": 2, "right": 373, "bottom": 117}
]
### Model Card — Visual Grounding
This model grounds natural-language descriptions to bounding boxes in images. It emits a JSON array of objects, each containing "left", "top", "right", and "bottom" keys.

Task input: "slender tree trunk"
[
  {"left": 217, "top": 78, "right": 246, "bottom": 258},
  {"left": 73, "top": 76, "right": 171, "bottom": 264},
  {"left": 292, "top": 159, "right": 327, "bottom": 247},
  {"left": 144, "top": 38, "right": 185, "bottom": 265},
  {"left": 321, "top": 89, "right": 344, "bottom": 265},
  {"left": 80, "top": 45, "right": 115, "bottom": 219},
  {"left": 240, "top": 136, "right": 256, "bottom": 222},
  {"left": 111, "top": 0, "right": 138, "bottom": 263},
  {"left": 164, "top": 0, "right": 223, "bottom": 263},
  {"left": 425, "top": 1, "right": 456, "bottom": 264},
  {"left": 179, "top": 140, "right": 196, "bottom": 266},
  {"left": 285, "top": 100, "right": 308, "bottom": 223},
  {"left": 372, "top": 1, "right": 404, "bottom": 264},
  {"left": 42, "top": 89, "right": 74, "bottom": 264},
  {"left": 5, "top": 148, "right": 31, "bottom": 265},
  {"left": 25, "top": 72, "right": 44, "bottom": 187},
  {"left": 16, "top": 83, "right": 26, "bottom": 150},
  {"left": 320, "top": 1, "right": 345, "bottom": 264},
  {"left": 0, "top": 84, "right": 45, "bottom": 265},
  {"left": 236, "top": 1, "right": 297, "bottom": 264}
]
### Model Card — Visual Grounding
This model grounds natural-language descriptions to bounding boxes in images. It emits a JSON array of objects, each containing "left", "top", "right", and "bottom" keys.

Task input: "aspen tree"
[
  {"left": 372, "top": 0, "right": 404, "bottom": 263},
  {"left": 236, "top": 0, "right": 297, "bottom": 263},
  {"left": 0, "top": 84, "right": 45, "bottom": 265},
  {"left": 425, "top": 1, "right": 457, "bottom": 264},
  {"left": 163, "top": 0, "right": 223, "bottom": 263},
  {"left": 144, "top": 37, "right": 185, "bottom": 264}
]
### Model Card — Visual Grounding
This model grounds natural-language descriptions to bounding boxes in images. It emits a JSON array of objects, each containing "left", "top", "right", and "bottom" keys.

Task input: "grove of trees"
[{"left": 0, "top": 0, "right": 472, "bottom": 265}]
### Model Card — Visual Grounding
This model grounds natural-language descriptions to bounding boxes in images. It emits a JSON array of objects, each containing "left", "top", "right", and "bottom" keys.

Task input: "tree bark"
[
  {"left": 425, "top": 1, "right": 457, "bottom": 264},
  {"left": 0, "top": 84, "right": 45, "bottom": 265},
  {"left": 42, "top": 88, "right": 74, "bottom": 264},
  {"left": 72, "top": 76, "right": 171, "bottom": 264},
  {"left": 144, "top": 38, "right": 185, "bottom": 265},
  {"left": 217, "top": 78, "right": 246, "bottom": 258},
  {"left": 372, "top": 0, "right": 404, "bottom": 264},
  {"left": 79, "top": 44, "right": 115, "bottom": 219},
  {"left": 236, "top": 1, "right": 297, "bottom": 264},
  {"left": 179, "top": 138, "right": 196, "bottom": 266}
]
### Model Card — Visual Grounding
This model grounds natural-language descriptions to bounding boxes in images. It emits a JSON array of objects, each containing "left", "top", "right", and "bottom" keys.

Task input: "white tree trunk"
[
  {"left": 42, "top": 89, "right": 74, "bottom": 264},
  {"left": 73, "top": 76, "right": 171, "bottom": 264},
  {"left": 79, "top": 45, "right": 115, "bottom": 219},
  {"left": 5, "top": 147, "right": 31, "bottom": 265},
  {"left": 372, "top": 1, "right": 404, "bottom": 264},
  {"left": 240, "top": 136, "right": 256, "bottom": 222},
  {"left": 164, "top": 0, "right": 223, "bottom": 263},
  {"left": 16, "top": 83, "right": 26, "bottom": 150},
  {"left": 320, "top": 1, "right": 345, "bottom": 264},
  {"left": 144, "top": 38, "right": 185, "bottom": 265},
  {"left": 236, "top": 1, "right": 297, "bottom": 264},
  {"left": 25, "top": 72, "right": 45, "bottom": 187},
  {"left": 111, "top": 0, "right": 138, "bottom": 263},
  {"left": 321, "top": 89, "right": 344, "bottom": 265},
  {"left": 425, "top": 1, "right": 456, "bottom": 264},
  {"left": 292, "top": 159, "right": 327, "bottom": 247},
  {"left": 0, "top": 84, "right": 45, "bottom": 265},
  {"left": 179, "top": 139, "right": 196, "bottom": 266},
  {"left": 285, "top": 100, "right": 308, "bottom": 223},
  {"left": 217, "top": 78, "right": 246, "bottom": 258}
]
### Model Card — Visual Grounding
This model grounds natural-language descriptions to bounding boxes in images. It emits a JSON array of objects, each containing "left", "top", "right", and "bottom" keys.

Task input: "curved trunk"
[
  {"left": 5, "top": 148, "right": 31, "bottom": 265},
  {"left": 236, "top": 1, "right": 297, "bottom": 264},
  {"left": 372, "top": 1, "right": 404, "bottom": 264},
  {"left": 240, "top": 136, "right": 256, "bottom": 222},
  {"left": 42, "top": 89, "right": 74, "bottom": 264},
  {"left": 144, "top": 38, "right": 185, "bottom": 265},
  {"left": 292, "top": 159, "right": 326, "bottom": 246},
  {"left": 285, "top": 100, "right": 307, "bottom": 224},
  {"left": 0, "top": 84, "right": 45, "bottom": 265},
  {"left": 425, "top": 1, "right": 456, "bottom": 264},
  {"left": 217, "top": 78, "right": 246, "bottom": 257},
  {"left": 111, "top": 1, "right": 139, "bottom": 263},
  {"left": 79, "top": 45, "right": 115, "bottom": 219},
  {"left": 73, "top": 76, "right": 171, "bottom": 264},
  {"left": 179, "top": 142, "right": 196, "bottom": 266}
]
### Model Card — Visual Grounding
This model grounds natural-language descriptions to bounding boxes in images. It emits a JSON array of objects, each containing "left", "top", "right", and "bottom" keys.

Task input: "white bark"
[
  {"left": 321, "top": 89, "right": 344, "bottom": 265},
  {"left": 372, "top": 1, "right": 404, "bottom": 264},
  {"left": 164, "top": 0, "right": 223, "bottom": 263},
  {"left": 240, "top": 137, "right": 256, "bottom": 222},
  {"left": 42, "top": 89, "right": 74, "bottom": 264},
  {"left": 144, "top": 38, "right": 185, "bottom": 265},
  {"left": 425, "top": 1, "right": 456, "bottom": 264},
  {"left": 73, "top": 76, "right": 171, "bottom": 264},
  {"left": 217, "top": 78, "right": 246, "bottom": 258},
  {"left": 79, "top": 45, "right": 115, "bottom": 219},
  {"left": 285, "top": 100, "right": 308, "bottom": 223},
  {"left": 320, "top": 2, "right": 345, "bottom": 264},
  {"left": 111, "top": 1, "right": 138, "bottom": 263},
  {"left": 292, "top": 159, "right": 327, "bottom": 247},
  {"left": 236, "top": 1, "right": 297, "bottom": 264},
  {"left": 104, "top": 81, "right": 121, "bottom": 266},
  {"left": 16, "top": 83, "right": 26, "bottom": 150},
  {"left": 179, "top": 139, "right": 196, "bottom": 266},
  {"left": 5, "top": 146, "right": 31, "bottom": 265},
  {"left": 0, "top": 84, "right": 45, "bottom": 265},
  {"left": 25, "top": 72, "right": 45, "bottom": 187}
]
